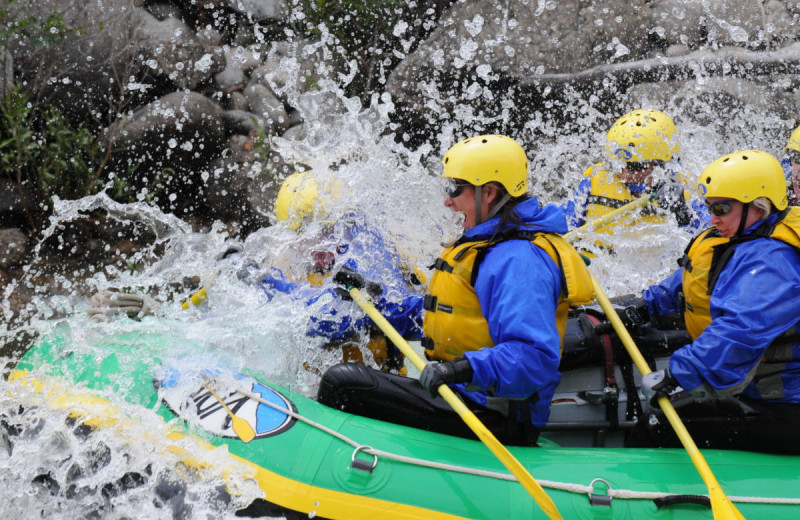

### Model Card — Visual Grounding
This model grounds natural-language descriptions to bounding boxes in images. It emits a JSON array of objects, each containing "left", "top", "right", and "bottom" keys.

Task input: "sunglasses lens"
[
  {"left": 446, "top": 182, "right": 467, "bottom": 198},
  {"left": 706, "top": 201, "right": 734, "bottom": 216},
  {"left": 626, "top": 162, "right": 646, "bottom": 172}
]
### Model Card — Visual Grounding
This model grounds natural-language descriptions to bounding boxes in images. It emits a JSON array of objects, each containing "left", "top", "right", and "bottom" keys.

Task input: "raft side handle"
[
  {"left": 588, "top": 478, "right": 612, "bottom": 507},
  {"left": 350, "top": 445, "right": 378, "bottom": 473}
]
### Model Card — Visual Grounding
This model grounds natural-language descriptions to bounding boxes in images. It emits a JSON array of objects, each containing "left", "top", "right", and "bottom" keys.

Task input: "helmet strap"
[
  {"left": 474, "top": 184, "right": 483, "bottom": 225},
  {"left": 735, "top": 203, "right": 750, "bottom": 236},
  {"left": 485, "top": 193, "right": 512, "bottom": 221}
]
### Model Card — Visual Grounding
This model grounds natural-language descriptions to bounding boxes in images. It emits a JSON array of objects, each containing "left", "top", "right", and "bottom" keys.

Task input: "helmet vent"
[
  {"left": 705, "top": 177, "right": 711, "bottom": 184},
  {"left": 444, "top": 157, "right": 449, "bottom": 164},
  {"left": 742, "top": 155, "right": 749, "bottom": 160},
  {"left": 482, "top": 138, "right": 488, "bottom": 143},
  {"left": 723, "top": 158, "right": 730, "bottom": 162}
]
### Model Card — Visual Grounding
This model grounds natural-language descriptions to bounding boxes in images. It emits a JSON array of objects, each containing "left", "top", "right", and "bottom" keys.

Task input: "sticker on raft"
[{"left": 158, "top": 368, "right": 297, "bottom": 440}]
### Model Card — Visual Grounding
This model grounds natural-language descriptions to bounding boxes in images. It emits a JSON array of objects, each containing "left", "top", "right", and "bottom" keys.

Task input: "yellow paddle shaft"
[
  {"left": 589, "top": 273, "right": 744, "bottom": 520},
  {"left": 349, "top": 287, "right": 563, "bottom": 520},
  {"left": 563, "top": 192, "right": 652, "bottom": 243}
]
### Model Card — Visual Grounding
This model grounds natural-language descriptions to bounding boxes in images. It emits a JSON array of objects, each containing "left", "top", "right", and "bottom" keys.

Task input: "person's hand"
[
  {"left": 332, "top": 266, "right": 382, "bottom": 300},
  {"left": 419, "top": 358, "right": 474, "bottom": 397},
  {"left": 641, "top": 368, "right": 683, "bottom": 407},
  {"left": 655, "top": 182, "right": 692, "bottom": 226},
  {"left": 578, "top": 294, "right": 650, "bottom": 331},
  {"left": 88, "top": 290, "right": 159, "bottom": 322}
]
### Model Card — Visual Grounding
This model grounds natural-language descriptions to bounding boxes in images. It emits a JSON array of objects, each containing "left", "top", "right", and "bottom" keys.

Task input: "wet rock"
[
  {"left": 147, "top": 2, "right": 185, "bottom": 21},
  {"left": 134, "top": 10, "right": 225, "bottom": 91},
  {"left": 222, "top": 109, "right": 267, "bottom": 135},
  {"left": 103, "top": 91, "right": 226, "bottom": 216},
  {"left": 244, "top": 83, "right": 290, "bottom": 135},
  {"left": 203, "top": 135, "right": 274, "bottom": 228},
  {"left": 224, "top": 0, "right": 286, "bottom": 22},
  {"left": 215, "top": 64, "right": 247, "bottom": 92},
  {"left": 281, "top": 122, "right": 306, "bottom": 142},
  {"left": 6, "top": 0, "right": 148, "bottom": 125},
  {"left": 0, "top": 228, "right": 28, "bottom": 269},
  {"left": 227, "top": 91, "right": 250, "bottom": 111},
  {"left": 386, "top": 0, "right": 652, "bottom": 137}
]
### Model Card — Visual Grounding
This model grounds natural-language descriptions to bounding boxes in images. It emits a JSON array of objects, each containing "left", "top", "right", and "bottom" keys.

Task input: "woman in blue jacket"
[
  {"left": 318, "top": 135, "right": 594, "bottom": 446},
  {"left": 631, "top": 150, "right": 800, "bottom": 454}
]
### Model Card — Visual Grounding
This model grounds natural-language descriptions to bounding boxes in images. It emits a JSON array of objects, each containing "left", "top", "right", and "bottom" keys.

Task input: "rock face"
[
  {"left": 3, "top": 0, "right": 800, "bottom": 250},
  {"left": 385, "top": 0, "right": 800, "bottom": 143},
  {"left": 104, "top": 91, "right": 227, "bottom": 217}
]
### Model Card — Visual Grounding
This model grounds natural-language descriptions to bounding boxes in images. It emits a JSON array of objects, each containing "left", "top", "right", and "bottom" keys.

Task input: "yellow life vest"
[
  {"left": 582, "top": 164, "right": 669, "bottom": 234},
  {"left": 681, "top": 207, "right": 800, "bottom": 339},
  {"left": 422, "top": 233, "right": 595, "bottom": 362}
]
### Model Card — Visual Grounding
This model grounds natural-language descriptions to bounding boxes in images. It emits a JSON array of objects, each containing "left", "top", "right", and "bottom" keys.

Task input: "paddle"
[
  {"left": 202, "top": 382, "right": 256, "bottom": 443},
  {"left": 347, "top": 286, "right": 563, "bottom": 520},
  {"left": 562, "top": 190, "right": 659, "bottom": 243},
  {"left": 588, "top": 273, "right": 744, "bottom": 520}
]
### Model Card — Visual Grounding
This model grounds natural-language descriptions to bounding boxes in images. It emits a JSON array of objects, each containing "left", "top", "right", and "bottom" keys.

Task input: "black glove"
[
  {"left": 609, "top": 294, "right": 650, "bottom": 330},
  {"left": 578, "top": 294, "right": 650, "bottom": 331},
  {"left": 655, "top": 182, "right": 692, "bottom": 227},
  {"left": 332, "top": 266, "right": 382, "bottom": 300},
  {"left": 641, "top": 368, "right": 682, "bottom": 407},
  {"left": 419, "top": 358, "right": 474, "bottom": 397}
]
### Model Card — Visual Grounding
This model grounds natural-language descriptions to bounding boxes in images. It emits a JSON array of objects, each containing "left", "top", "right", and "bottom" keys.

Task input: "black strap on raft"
[{"left": 653, "top": 494, "right": 711, "bottom": 510}]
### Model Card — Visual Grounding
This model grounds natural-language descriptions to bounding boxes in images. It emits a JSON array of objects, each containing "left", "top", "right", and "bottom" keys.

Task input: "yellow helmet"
[
  {"left": 697, "top": 150, "right": 788, "bottom": 210},
  {"left": 605, "top": 109, "right": 680, "bottom": 163},
  {"left": 442, "top": 134, "right": 528, "bottom": 196},
  {"left": 786, "top": 126, "right": 800, "bottom": 153},
  {"left": 275, "top": 171, "right": 323, "bottom": 230}
]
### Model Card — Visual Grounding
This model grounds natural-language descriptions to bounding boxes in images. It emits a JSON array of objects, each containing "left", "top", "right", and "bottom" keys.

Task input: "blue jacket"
[
  {"left": 643, "top": 213, "right": 800, "bottom": 403},
  {"left": 562, "top": 166, "right": 710, "bottom": 232},
  {"left": 261, "top": 213, "right": 424, "bottom": 343},
  {"left": 450, "top": 197, "right": 567, "bottom": 426}
]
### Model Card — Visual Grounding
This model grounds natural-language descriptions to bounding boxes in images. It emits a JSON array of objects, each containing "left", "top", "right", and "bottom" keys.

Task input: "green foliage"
[
  {"left": 0, "top": 84, "right": 105, "bottom": 228},
  {"left": 0, "top": 1, "right": 83, "bottom": 49}
]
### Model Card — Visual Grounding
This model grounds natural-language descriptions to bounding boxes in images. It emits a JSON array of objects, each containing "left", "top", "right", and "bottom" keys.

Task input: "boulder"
[
  {"left": 103, "top": 91, "right": 226, "bottom": 216},
  {"left": 0, "top": 228, "right": 29, "bottom": 269}
]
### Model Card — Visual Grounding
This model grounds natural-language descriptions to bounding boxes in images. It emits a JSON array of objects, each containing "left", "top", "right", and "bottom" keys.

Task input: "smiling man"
[
  {"left": 319, "top": 134, "right": 595, "bottom": 446},
  {"left": 625, "top": 149, "right": 800, "bottom": 454}
]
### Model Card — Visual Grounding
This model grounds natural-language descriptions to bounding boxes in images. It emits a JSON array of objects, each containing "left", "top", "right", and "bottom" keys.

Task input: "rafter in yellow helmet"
[
  {"left": 698, "top": 150, "right": 788, "bottom": 211},
  {"left": 442, "top": 135, "right": 529, "bottom": 196},
  {"left": 605, "top": 109, "right": 679, "bottom": 163}
]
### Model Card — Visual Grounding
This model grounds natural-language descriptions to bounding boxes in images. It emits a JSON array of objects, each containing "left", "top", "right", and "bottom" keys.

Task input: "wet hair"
[
  {"left": 486, "top": 182, "right": 531, "bottom": 241},
  {"left": 751, "top": 196, "right": 773, "bottom": 217}
]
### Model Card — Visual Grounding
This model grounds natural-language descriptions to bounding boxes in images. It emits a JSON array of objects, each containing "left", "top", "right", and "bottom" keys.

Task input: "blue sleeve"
[
  {"left": 463, "top": 240, "right": 562, "bottom": 399},
  {"left": 562, "top": 177, "right": 591, "bottom": 229},
  {"left": 685, "top": 197, "right": 711, "bottom": 231},
  {"left": 642, "top": 267, "right": 684, "bottom": 317},
  {"left": 260, "top": 268, "right": 298, "bottom": 301},
  {"left": 669, "top": 241, "right": 800, "bottom": 392}
]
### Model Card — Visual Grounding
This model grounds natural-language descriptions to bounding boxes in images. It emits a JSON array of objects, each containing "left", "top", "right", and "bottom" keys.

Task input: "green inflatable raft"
[{"left": 8, "top": 324, "right": 800, "bottom": 520}]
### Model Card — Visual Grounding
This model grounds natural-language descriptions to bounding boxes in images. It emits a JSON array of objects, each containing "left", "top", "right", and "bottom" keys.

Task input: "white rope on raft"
[{"left": 227, "top": 383, "right": 800, "bottom": 506}]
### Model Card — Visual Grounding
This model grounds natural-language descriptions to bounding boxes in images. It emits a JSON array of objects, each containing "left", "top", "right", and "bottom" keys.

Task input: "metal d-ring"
[
  {"left": 350, "top": 445, "right": 378, "bottom": 473},
  {"left": 588, "top": 477, "right": 613, "bottom": 506}
]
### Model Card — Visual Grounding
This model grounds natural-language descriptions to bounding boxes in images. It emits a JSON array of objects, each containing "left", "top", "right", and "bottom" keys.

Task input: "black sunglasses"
[
  {"left": 705, "top": 200, "right": 736, "bottom": 217},
  {"left": 625, "top": 160, "right": 664, "bottom": 173},
  {"left": 446, "top": 181, "right": 471, "bottom": 198}
]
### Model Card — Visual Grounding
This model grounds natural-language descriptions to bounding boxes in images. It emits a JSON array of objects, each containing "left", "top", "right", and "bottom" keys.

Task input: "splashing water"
[{"left": 3, "top": 3, "right": 800, "bottom": 517}]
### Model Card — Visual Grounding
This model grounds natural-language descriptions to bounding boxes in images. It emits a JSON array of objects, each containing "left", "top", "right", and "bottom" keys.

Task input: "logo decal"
[
  {"left": 698, "top": 183, "right": 707, "bottom": 196},
  {"left": 160, "top": 371, "right": 297, "bottom": 440},
  {"left": 613, "top": 148, "right": 633, "bottom": 161}
]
